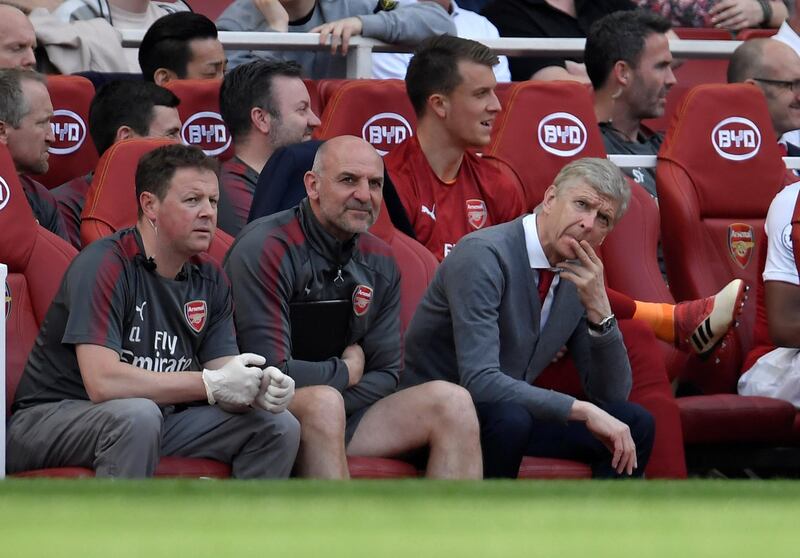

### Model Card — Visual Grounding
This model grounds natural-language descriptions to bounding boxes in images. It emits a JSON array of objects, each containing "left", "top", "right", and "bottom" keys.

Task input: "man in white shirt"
[{"left": 371, "top": 0, "right": 510, "bottom": 82}]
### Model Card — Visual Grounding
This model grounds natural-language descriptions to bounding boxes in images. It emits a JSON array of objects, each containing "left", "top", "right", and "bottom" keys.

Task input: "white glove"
[
  {"left": 201, "top": 353, "right": 265, "bottom": 406},
  {"left": 254, "top": 366, "right": 295, "bottom": 414}
]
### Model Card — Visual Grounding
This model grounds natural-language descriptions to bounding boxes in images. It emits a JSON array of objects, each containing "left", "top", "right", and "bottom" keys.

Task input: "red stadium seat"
[
  {"left": 81, "top": 138, "right": 233, "bottom": 264},
  {"left": 314, "top": 80, "right": 416, "bottom": 157},
  {"left": 657, "top": 83, "right": 786, "bottom": 392},
  {"left": 656, "top": 83, "right": 797, "bottom": 465},
  {"left": 1, "top": 142, "right": 230, "bottom": 478},
  {"left": 164, "top": 78, "right": 234, "bottom": 161},
  {"left": 31, "top": 75, "right": 98, "bottom": 189},
  {"left": 485, "top": 80, "right": 607, "bottom": 209},
  {"left": 737, "top": 28, "right": 778, "bottom": 40},
  {"left": 369, "top": 201, "right": 438, "bottom": 334}
]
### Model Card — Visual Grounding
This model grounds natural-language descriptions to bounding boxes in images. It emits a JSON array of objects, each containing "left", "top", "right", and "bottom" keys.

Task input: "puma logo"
[
  {"left": 421, "top": 204, "right": 436, "bottom": 221},
  {"left": 135, "top": 301, "right": 147, "bottom": 321}
]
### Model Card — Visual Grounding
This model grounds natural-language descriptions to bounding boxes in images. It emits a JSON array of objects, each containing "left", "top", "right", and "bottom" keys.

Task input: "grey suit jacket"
[{"left": 402, "top": 216, "right": 632, "bottom": 423}]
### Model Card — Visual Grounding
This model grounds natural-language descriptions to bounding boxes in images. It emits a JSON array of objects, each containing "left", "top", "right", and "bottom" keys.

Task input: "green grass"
[{"left": 0, "top": 480, "right": 798, "bottom": 557}]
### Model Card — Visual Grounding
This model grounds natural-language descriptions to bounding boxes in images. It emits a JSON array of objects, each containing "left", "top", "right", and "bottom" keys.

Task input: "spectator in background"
[
  {"left": 0, "top": 4, "right": 37, "bottom": 70},
  {"left": 588, "top": 9, "right": 675, "bottom": 200},
  {"left": 727, "top": 38, "right": 800, "bottom": 184},
  {"left": 2, "top": 0, "right": 127, "bottom": 74},
  {"left": 216, "top": 59, "right": 320, "bottom": 237},
  {"left": 371, "top": 0, "right": 510, "bottom": 82},
  {"left": 216, "top": 0, "right": 456, "bottom": 78},
  {"left": 774, "top": 0, "right": 800, "bottom": 147},
  {"left": 51, "top": 80, "right": 181, "bottom": 249},
  {"left": 56, "top": 0, "right": 188, "bottom": 72},
  {"left": 482, "top": 0, "right": 636, "bottom": 82},
  {"left": 636, "top": 0, "right": 789, "bottom": 30},
  {"left": 139, "top": 12, "right": 226, "bottom": 85},
  {"left": 0, "top": 69, "right": 68, "bottom": 241}
]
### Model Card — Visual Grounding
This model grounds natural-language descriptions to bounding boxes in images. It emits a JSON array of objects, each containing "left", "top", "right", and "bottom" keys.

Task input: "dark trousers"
[{"left": 475, "top": 400, "right": 655, "bottom": 478}]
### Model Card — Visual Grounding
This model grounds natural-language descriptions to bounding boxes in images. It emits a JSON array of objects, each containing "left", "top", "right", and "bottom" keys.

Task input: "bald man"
[
  {"left": 0, "top": 5, "right": 36, "bottom": 70},
  {"left": 224, "top": 135, "right": 482, "bottom": 479},
  {"left": 728, "top": 38, "right": 800, "bottom": 156}
]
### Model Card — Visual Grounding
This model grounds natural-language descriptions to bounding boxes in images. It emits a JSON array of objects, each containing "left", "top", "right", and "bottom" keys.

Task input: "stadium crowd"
[{"left": 3, "top": 0, "right": 800, "bottom": 480}]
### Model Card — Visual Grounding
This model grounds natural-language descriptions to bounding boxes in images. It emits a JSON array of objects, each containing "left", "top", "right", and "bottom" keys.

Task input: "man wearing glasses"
[{"left": 727, "top": 38, "right": 800, "bottom": 163}]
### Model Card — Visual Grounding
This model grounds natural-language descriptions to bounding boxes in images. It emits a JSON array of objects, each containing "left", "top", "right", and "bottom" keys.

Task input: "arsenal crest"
[
  {"left": 728, "top": 223, "right": 755, "bottom": 269},
  {"left": 352, "top": 285, "right": 373, "bottom": 317},
  {"left": 466, "top": 199, "right": 487, "bottom": 230},
  {"left": 184, "top": 300, "right": 207, "bottom": 333}
]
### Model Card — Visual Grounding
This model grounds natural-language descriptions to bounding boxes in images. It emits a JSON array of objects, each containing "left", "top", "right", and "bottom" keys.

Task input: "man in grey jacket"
[
  {"left": 216, "top": 0, "right": 455, "bottom": 77},
  {"left": 402, "top": 157, "right": 655, "bottom": 478}
]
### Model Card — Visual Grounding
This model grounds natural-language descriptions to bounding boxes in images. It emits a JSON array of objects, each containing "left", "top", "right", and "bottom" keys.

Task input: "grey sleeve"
[
  {"left": 216, "top": 0, "right": 283, "bottom": 68},
  {"left": 359, "top": 1, "right": 456, "bottom": 43},
  {"left": 567, "top": 321, "right": 632, "bottom": 405},
  {"left": 342, "top": 266, "right": 401, "bottom": 415},
  {"left": 442, "top": 240, "right": 575, "bottom": 423}
]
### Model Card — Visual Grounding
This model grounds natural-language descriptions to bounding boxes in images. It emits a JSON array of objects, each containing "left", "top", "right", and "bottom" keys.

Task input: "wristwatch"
[{"left": 587, "top": 313, "right": 616, "bottom": 335}]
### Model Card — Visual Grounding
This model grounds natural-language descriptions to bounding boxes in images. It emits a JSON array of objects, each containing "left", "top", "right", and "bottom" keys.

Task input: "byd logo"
[
  {"left": 537, "top": 112, "right": 587, "bottom": 157},
  {"left": 48, "top": 110, "right": 86, "bottom": 155},
  {"left": 0, "top": 175, "right": 9, "bottom": 212},
  {"left": 181, "top": 111, "right": 231, "bottom": 157},
  {"left": 711, "top": 117, "right": 761, "bottom": 161},
  {"left": 361, "top": 112, "right": 413, "bottom": 156}
]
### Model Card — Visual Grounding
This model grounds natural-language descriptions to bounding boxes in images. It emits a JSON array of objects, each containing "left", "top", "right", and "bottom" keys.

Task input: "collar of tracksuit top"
[{"left": 298, "top": 198, "right": 358, "bottom": 276}]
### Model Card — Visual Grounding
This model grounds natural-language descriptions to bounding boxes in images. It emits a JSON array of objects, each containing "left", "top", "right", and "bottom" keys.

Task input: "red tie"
[{"left": 537, "top": 269, "right": 555, "bottom": 303}]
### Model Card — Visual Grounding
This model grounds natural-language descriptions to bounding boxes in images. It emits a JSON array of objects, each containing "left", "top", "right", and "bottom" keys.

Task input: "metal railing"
[{"left": 120, "top": 30, "right": 741, "bottom": 78}]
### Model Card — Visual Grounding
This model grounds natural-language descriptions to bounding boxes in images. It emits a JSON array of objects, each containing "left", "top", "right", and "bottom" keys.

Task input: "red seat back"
[
  {"left": 164, "top": 78, "right": 234, "bottom": 161},
  {"left": 0, "top": 144, "right": 77, "bottom": 415},
  {"left": 314, "top": 80, "right": 416, "bottom": 157},
  {"left": 81, "top": 138, "right": 232, "bottom": 263},
  {"left": 31, "top": 76, "right": 98, "bottom": 189},
  {"left": 484, "top": 80, "right": 607, "bottom": 209},
  {"left": 369, "top": 201, "right": 438, "bottom": 333},
  {"left": 656, "top": 83, "right": 786, "bottom": 392},
  {"left": 737, "top": 29, "right": 777, "bottom": 40}
]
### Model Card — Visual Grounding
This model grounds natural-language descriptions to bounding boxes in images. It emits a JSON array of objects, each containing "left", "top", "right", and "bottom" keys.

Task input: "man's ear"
[
  {"left": 251, "top": 106, "right": 272, "bottom": 135},
  {"left": 0, "top": 121, "right": 8, "bottom": 144},
  {"left": 139, "top": 191, "right": 159, "bottom": 221},
  {"left": 428, "top": 93, "right": 448, "bottom": 119},
  {"left": 304, "top": 170, "right": 320, "bottom": 200},
  {"left": 153, "top": 68, "right": 178, "bottom": 86},
  {"left": 540, "top": 184, "right": 558, "bottom": 214},
  {"left": 612, "top": 60, "right": 631, "bottom": 87},
  {"left": 115, "top": 125, "right": 136, "bottom": 143}
]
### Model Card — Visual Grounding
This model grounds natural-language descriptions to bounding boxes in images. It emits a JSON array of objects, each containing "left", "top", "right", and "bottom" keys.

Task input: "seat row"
[{"left": 7, "top": 77, "right": 800, "bottom": 477}]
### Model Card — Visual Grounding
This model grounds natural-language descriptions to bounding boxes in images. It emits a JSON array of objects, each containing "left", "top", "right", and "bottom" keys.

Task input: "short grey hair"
[
  {"left": 552, "top": 157, "right": 631, "bottom": 221},
  {"left": 0, "top": 69, "right": 45, "bottom": 128}
]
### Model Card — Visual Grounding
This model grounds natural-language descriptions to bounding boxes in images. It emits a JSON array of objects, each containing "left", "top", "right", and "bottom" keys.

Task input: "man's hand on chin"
[{"left": 556, "top": 239, "right": 612, "bottom": 324}]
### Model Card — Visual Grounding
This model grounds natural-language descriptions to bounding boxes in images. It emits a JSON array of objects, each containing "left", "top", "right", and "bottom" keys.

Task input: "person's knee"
[
  {"left": 292, "top": 385, "right": 346, "bottom": 439},
  {"left": 103, "top": 398, "right": 163, "bottom": 443},
  {"left": 423, "top": 381, "right": 479, "bottom": 433}
]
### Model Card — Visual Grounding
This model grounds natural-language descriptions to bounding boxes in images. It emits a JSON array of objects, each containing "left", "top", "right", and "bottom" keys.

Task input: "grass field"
[{"left": 0, "top": 480, "right": 798, "bottom": 557}]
